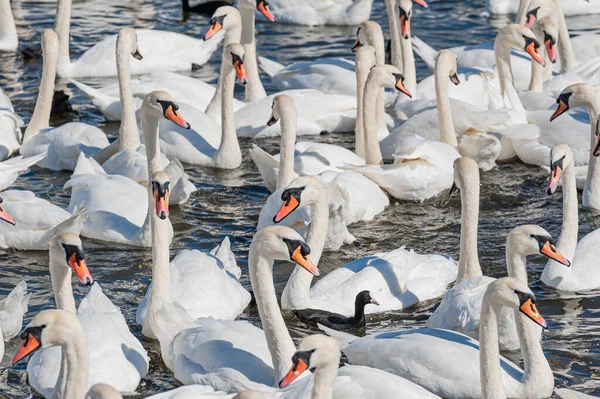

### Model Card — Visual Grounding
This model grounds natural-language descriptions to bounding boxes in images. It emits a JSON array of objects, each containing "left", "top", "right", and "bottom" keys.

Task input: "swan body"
[
  {"left": 266, "top": 0, "right": 375, "bottom": 26},
  {"left": 0, "top": 88, "right": 23, "bottom": 161},
  {"left": 0, "top": 190, "right": 85, "bottom": 250},
  {"left": 0, "top": 281, "right": 30, "bottom": 341},
  {"left": 0, "top": 153, "right": 47, "bottom": 191}
]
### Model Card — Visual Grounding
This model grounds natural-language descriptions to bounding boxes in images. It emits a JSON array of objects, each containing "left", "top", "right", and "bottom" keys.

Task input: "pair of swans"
[
  {"left": 323, "top": 225, "right": 572, "bottom": 398},
  {"left": 0, "top": 280, "right": 30, "bottom": 363},
  {"left": 425, "top": 157, "right": 570, "bottom": 351}
]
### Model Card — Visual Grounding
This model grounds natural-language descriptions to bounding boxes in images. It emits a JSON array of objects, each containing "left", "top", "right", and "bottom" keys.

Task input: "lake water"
[{"left": 0, "top": 0, "right": 599, "bottom": 396}]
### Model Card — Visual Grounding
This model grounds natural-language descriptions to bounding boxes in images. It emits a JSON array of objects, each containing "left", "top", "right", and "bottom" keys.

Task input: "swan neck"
[
  {"left": 479, "top": 300, "right": 505, "bottom": 399},
  {"left": 557, "top": 158, "right": 578, "bottom": 259},
  {"left": 528, "top": 25, "right": 547, "bottom": 92},
  {"left": 363, "top": 74, "right": 384, "bottom": 164},
  {"left": 385, "top": 0, "right": 403, "bottom": 70},
  {"left": 248, "top": 249, "right": 296, "bottom": 382},
  {"left": 49, "top": 254, "right": 77, "bottom": 315},
  {"left": 401, "top": 34, "right": 416, "bottom": 96},
  {"left": 62, "top": 329, "right": 89, "bottom": 399},
  {"left": 514, "top": 308, "right": 551, "bottom": 392},
  {"left": 312, "top": 362, "right": 337, "bottom": 399},
  {"left": 214, "top": 64, "right": 242, "bottom": 169},
  {"left": 494, "top": 34, "right": 514, "bottom": 96},
  {"left": 505, "top": 243, "right": 528, "bottom": 284},
  {"left": 54, "top": 0, "right": 72, "bottom": 69},
  {"left": 0, "top": 0, "right": 18, "bottom": 49},
  {"left": 243, "top": 42, "right": 267, "bottom": 102},
  {"left": 583, "top": 105, "right": 600, "bottom": 209},
  {"left": 352, "top": 299, "right": 366, "bottom": 325},
  {"left": 277, "top": 107, "right": 297, "bottom": 189},
  {"left": 556, "top": 7, "right": 576, "bottom": 72},
  {"left": 117, "top": 44, "right": 140, "bottom": 151},
  {"left": 239, "top": 6, "right": 255, "bottom": 45},
  {"left": 457, "top": 172, "right": 482, "bottom": 283},
  {"left": 435, "top": 61, "right": 458, "bottom": 148},
  {"left": 354, "top": 54, "right": 369, "bottom": 158}
]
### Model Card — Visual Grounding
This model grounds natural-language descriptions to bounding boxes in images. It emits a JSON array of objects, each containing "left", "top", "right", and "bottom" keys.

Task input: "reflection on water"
[{"left": 1, "top": 0, "right": 600, "bottom": 397}]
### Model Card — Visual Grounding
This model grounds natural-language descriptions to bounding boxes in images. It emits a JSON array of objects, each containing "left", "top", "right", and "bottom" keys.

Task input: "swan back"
[{"left": 85, "top": 384, "right": 123, "bottom": 399}]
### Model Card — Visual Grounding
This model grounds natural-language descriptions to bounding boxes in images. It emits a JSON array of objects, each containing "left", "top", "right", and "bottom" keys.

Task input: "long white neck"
[
  {"left": 49, "top": 255, "right": 77, "bottom": 315},
  {"left": 505, "top": 246, "right": 552, "bottom": 394},
  {"left": 248, "top": 250, "right": 296, "bottom": 382},
  {"left": 23, "top": 40, "right": 57, "bottom": 142},
  {"left": 117, "top": 46, "right": 140, "bottom": 152},
  {"left": 435, "top": 62, "right": 458, "bottom": 148},
  {"left": 479, "top": 300, "right": 506, "bottom": 399},
  {"left": 494, "top": 34, "right": 515, "bottom": 97},
  {"left": 582, "top": 101, "right": 600, "bottom": 209},
  {"left": 58, "top": 328, "right": 89, "bottom": 399},
  {"left": 363, "top": 73, "right": 384, "bottom": 164},
  {"left": 401, "top": 32, "right": 416, "bottom": 97},
  {"left": 312, "top": 361, "right": 337, "bottom": 399},
  {"left": 213, "top": 63, "right": 242, "bottom": 169},
  {"left": 141, "top": 111, "right": 172, "bottom": 338},
  {"left": 354, "top": 54, "right": 370, "bottom": 158},
  {"left": 240, "top": 7, "right": 266, "bottom": 102},
  {"left": 54, "top": 0, "right": 72, "bottom": 73},
  {"left": 0, "top": 0, "right": 18, "bottom": 50},
  {"left": 516, "top": 0, "right": 532, "bottom": 24},
  {"left": 384, "top": 0, "right": 402, "bottom": 70},
  {"left": 553, "top": 1, "right": 576, "bottom": 72},
  {"left": 281, "top": 193, "right": 328, "bottom": 309},
  {"left": 205, "top": 23, "right": 242, "bottom": 118},
  {"left": 277, "top": 108, "right": 297, "bottom": 189},
  {"left": 457, "top": 174, "right": 482, "bottom": 283}
]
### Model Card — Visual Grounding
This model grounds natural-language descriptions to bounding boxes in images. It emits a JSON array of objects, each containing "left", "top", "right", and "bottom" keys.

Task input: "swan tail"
[
  {"left": 164, "top": 158, "right": 197, "bottom": 205},
  {"left": 248, "top": 144, "right": 278, "bottom": 193},
  {"left": 317, "top": 323, "right": 358, "bottom": 350},
  {"left": 411, "top": 36, "right": 438, "bottom": 72},
  {"left": 258, "top": 56, "right": 285, "bottom": 78},
  {"left": 0, "top": 281, "right": 30, "bottom": 340},
  {"left": 210, "top": 236, "right": 241, "bottom": 280},
  {"left": 554, "top": 388, "right": 597, "bottom": 399},
  {"left": 45, "top": 207, "right": 88, "bottom": 239},
  {"left": 68, "top": 78, "right": 115, "bottom": 111},
  {"left": 150, "top": 301, "right": 197, "bottom": 371},
  {"left": 71, "top": 152, "right": 107, "bottom": 176},
  {"left": 1, "top": 152, "right": 46, "bottom": 171}
]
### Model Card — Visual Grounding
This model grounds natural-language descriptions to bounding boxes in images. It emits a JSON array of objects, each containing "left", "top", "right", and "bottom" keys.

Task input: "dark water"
[{"left": 1, "top": 0, "right": 600, "bottom": 397}]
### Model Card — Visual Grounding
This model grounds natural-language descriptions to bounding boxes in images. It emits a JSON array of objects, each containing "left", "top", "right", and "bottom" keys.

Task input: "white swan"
[
  {"left": 0, "top": 0, "right": 17, "bottom": 51},
  {"left": 20, "top": 30, "right": 109, "bottom": 171},
  {"left": 543, "top": 144, "right": 600, "bottom": 290},
  {"left": 270, "top": 176, "right": 457, "bottom": 315},
  {"left": 265, "top": 0, "right": 375, "bottom": 26},
  {"left": 425, "top": 157, "right": 569, "bottom": 351},
  {"left": 382, "top": 50, "right": 503, "bottom": 170},
  {"left": 486, "top": 0, "right": 600, "bottom": 22},
  {"left": 0, "top": 88, "right": 23, "bottom": 161},
  {"left": 0, "top": 281, "right": 30, "bottom": 348},
  {"left": 53, "top": 0, "right": 222, "bottom": 78},
  {"left": 0, "top": 190, "right": 85, "bottom": 250},
  {"left": 325, "top": 268, "right": 557, "bottom": 398},
  {"left": 26, "top": 233, "right": 149, "bottom": 397}
]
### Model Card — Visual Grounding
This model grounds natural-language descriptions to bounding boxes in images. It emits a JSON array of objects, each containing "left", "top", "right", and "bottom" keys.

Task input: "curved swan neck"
[
  {"left": 54, "top": 0, "right": 72, "bottom": 70},
  {"left": 117, "top": 42, "right": 140, "bottom": 152},
  {"left": 554, "top": 4, "right": 576, "bottom": 72},
  {"left": 24, "top": 35, "right": 58, "bottom": 142},
  {"left": 239, "top": 7, "right": 266, "bottom": 101},
  {"left": 213, "top": 62, "right": 242, "bottom": 169},
  {"left": 0, "top": 0, "right": 18, "bottom": 50},
  {"left": 363, "top": 72, "right": 384, "bottom": 164},
  {"left": 312, "top": 362, "right": 337, "bottom": 399},
  {"left": 457, "top": 170, "right": 482, "bottom": 283},
  {"left": 384, "top": 0, "right": 402, "bottom": 70},
  {"left": 583, "top": 102, "right": 600, "bottom": 209},
  {"left": 494, "top": 33, "right": 514, "bottom": 97},
  {"left": 49, "top": 253, "right": 77, "bottom": 315},
  {"left": 277, "top": 105, "right": 297, "bottom": 189},
  {"left": 248, "top": 248, "right": 296, "bottom": 382},
  {"left": 435, "top": 60, "right": 458, "bottom": 148},
  {"left": 505, "top": 242, "right": 528, "bottom": 284},
  {"left": 62, "top": 331, "right": 89, "bottom": 399},
  {"left": 479, "top": 299, "right": 505, "bottom": 399}
]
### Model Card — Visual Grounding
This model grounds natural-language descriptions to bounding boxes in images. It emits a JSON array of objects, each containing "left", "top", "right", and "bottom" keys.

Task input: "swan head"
[
  {"left": 12, "top": 309, "right": 83, "bottom": 365},
  {"left": 279, "top": 335, "right": 341, "bottom": 388},
  {"left": 550, "top": 83, "right": 596, "bottom": 122},
  {"left": 50, "top": 233, "right": 94, "bottom": 285},
  {"left": 546, "top": 144, "right": 572, "bottom": 194},
  {"left": 449, "top": 157, "right": 479, "bottom": 198},
  {"left": 507, "top": 225, "right": 571, "bottom": 267},
  {"left": 41, "top": 29, "right": 59, "bottom": 65},
  {"left": 238, "top": 0, "right": 276, "bottom": 22},
  {"left": 203, "top": 6, "right": 241, "bottom": 41},
  {"left": 267, "top": 94, "right": 296, "bottom": 126},
  {"left": 437, "top": 50, "right": 460, "bottom": 85},
  {"left": 398, "top": 0, "right": 413, "bottom": 39},
  {"left": 523, "top": 0, "right": 553, "bottom": 28},
  {"left": 273, "top": 176, "right": 323, "bottom": 223},
  {"left": 142, "top": 91, "right": 190, "bottom": 129},
  {"left": 369, "top": 65, "right": 412, "bottom": 98},
  {"left": 117, "top": 27, "right": 142, "bottom": 61},
  {"left": 86, "top": 384, "right": 123, "bottom": 399},
  {"left": 152, "top": 171, "right": 170, "bottom": 220},
  {"left": 352, "top": 21, "right": 383, "bottom": 53},
  {"left": 252, "top": 226, "right": 320, "bottom": 276},
  {"left": 484, "top": 278, "right": 547, "bottom": 329},
  {"left": 225, "top": 43, "right": 248, "bottom": 85},
  {"left": 0, "top": 196, "right": 16, "bottom": 226},
  {"left": 536, "top": 18, "right": 557, "bottom": 63},
  {"left": 356, "top": 290, "right": 380, "bottom": 308},
  {"left": 498, "top": 25, "right": 545, "bottom": 67}
]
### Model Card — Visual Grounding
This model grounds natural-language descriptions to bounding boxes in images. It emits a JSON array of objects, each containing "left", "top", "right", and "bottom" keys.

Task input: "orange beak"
[
  {"left": 257, "top": 0, "right": 276, "bottom": 22},
  {"left": 545, "top": 40, "right": 556, "bottom": 63},
  {"left": 279, "top": 357, "right": 309, "bottom": 388},
  {"left": 12, "top": 333, "right": 41, "bottom": 365},
  {"left": 395, "top": 78, "right": 412, "bottom": 98},
  {"left": 0, "top": 205, "right": 15, "bottom": 225},
  {"left": 234, "top": 60, "right": 248, "bottom": 85},
  {"left": 290, "top": 246, "right": 320, "bottom": 276},
  {"left": 154, "top": 189, "right": 169, "bottom": 220},
  {"left": 351, "top": 37, "right": 362, "bottom": 52},
  {"left": 273, "top": 195, "right": 300, "bottom": 223},
  {"left": 400, "top": 15, "right": 411, "bottom": 39},
  {"left": 413, "top": 0, "right": 428, "bottom": 7},
  {"left": 540, "top": 240, "right": 571, "bottom": 267},
  {"left": 546, "top": 165, "right": 562, "bottom": 195},
  {"left": 203, "top": 21, "right": 222, "bottom": 41},
  {"left": 520, "top": 298, "right": 547, "bottom": 329},
  {"left": 165, "top": 105, "right": 190, "bottom": 129},
  {"left": 525, "top": 9, "right": 538, "bottom": 28},
  {"left": 525, "top": 41, "right": 545, "bottom": 67},
  {"left": 68, "top": 252, "right": 94, "bottom": 285},
  {"left": 550, "top": 100, "right": 569, "bottom": 122}
]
